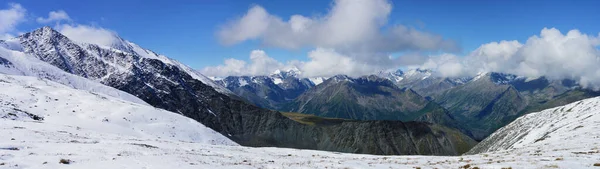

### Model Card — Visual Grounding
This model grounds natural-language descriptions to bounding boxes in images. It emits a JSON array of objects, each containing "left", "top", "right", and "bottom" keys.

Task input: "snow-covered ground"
[{"left": 2, "top": 73, "right": 600, "bottom": 168}]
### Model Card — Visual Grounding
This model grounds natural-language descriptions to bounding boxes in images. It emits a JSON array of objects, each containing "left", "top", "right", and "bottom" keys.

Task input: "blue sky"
[{"left": 6, "top": 0, "right": 600, "bottom": 73}]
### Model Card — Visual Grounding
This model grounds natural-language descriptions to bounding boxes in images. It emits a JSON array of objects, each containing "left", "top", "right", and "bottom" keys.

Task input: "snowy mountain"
[
  {"left": 0, "top": 43, "right": 147, "bottom": 105},
  {"left": 16, "top": 26, "right": 232, "bottom": 95},
  {"left": 376, "top": 68, "right": 471, "bottom": 97},
  {"left": 213, "top": 69, "right": 318, "bottom": 109}
]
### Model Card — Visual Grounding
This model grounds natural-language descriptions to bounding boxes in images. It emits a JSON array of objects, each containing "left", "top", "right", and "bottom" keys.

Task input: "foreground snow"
[
  {"left": 1, "top": 74, "right": 599, "bottom": 168},
  {"left": 2, "top": 118, "right": 599, "bottom": 169}
]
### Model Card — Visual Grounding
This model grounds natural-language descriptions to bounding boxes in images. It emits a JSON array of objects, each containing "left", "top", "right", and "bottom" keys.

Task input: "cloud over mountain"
[
  {"left": 208, "top": 0, "right": 456, "bottom": 77},
  {"left": 424, "top": 28, "right": 600, "bottom": 89},
  {"left": 56, "top": 24, "right": 120, "bottom": 47},
  {"left": 217, "top": 0, "right": 458, "bottom": 53}
]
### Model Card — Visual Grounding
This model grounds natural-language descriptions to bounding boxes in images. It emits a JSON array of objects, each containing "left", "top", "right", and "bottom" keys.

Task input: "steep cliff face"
[{"left": 5, "top": 26, "right": 476, "bottom": 155}]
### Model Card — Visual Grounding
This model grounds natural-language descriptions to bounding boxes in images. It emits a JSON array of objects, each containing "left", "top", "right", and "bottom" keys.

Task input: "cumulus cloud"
[
  {"left": 0, "top": 3, "right": 26, "bottom": 35},
  {"left": 37, "top": 10, "right": 71, "bottom": 23},
  {"left": 56, "top": 24, "right": 120, "bottom": 47},
  {"left": 209, "top": 0, "right": 458, "bottom": 77},
  {"left": 201, "top": 50, "right": 291, "bottom": 77},
  {"left": 421, "top": 28, "right": 600, "bottom": 89},
  {"left": 202, "top": 48, "right": 411, "bottom": 78},
  {"left": 299, "top": 48, "right": 387, "bottom": 77},
  {"left": 421, "top": 53, "right": 465, "bottom": 77},
  {"left": 217, "top": 0, "right": 458, "bottom": 53}
]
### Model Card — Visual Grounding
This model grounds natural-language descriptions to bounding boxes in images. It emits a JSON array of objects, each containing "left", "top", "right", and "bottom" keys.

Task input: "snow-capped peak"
[
  {"left": 329, "top": 74, "right": 353, "bottom": 83},
  {"left": 19, "top": 27, "right": 232, "bottom": 95},
  {"left": 268, "top": 67, "right": 302, "bottom": 85},
  {"left": 270, "top": 67, "right": 301, "bottom": 79},
  {"left": 471, "top": 71, "right": 488, "bottom": 82},
  {"left": 376, "top": 68, "right": 405, "bottom": 83},
  {"left": 404, "top": 68, "right": 432, "bottom": 79}
]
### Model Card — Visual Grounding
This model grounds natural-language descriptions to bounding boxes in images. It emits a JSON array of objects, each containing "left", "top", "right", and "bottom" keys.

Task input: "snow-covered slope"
[
  {"left": 0, "top": 74, "right": 236, "bottom": 145},
  {"left": 0, "top": 43, "right": 147, "bottom": 105},
  {"left": 10, "top": 26, "right": 231, "bottom": 95},
  {"left": 468, "top": 96, "right": 600, "bottom": 155}
]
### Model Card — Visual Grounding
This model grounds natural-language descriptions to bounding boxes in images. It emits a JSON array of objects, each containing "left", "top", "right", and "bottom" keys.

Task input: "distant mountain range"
[
  {"left": 214, "top": 66, "right": 600, "bottom": 141},
  {"left": 211, "top": 68, "right": 322, "bottom": 109}
]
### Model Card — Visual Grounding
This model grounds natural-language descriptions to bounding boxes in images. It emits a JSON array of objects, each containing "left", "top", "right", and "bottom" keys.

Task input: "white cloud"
[
  {"left": 509, "top": 28, "right": 600, "bottom": 88},
  {"left": 201, "top": 50, "right": 290, "bottom": 77},
  {"left": 217, "top": 0, "right": 457, "bottom": 52},
  {"left": 465, "top": 40, "right": 522, "bottom": 73},
  {"left": 37, "top": 10, "right": 71, "bottom": 23},
  {"left": 56, "top": 24, "right": 119, "bottom": 47},
  {"left": 202, "top": 48, "right": 395, "bottom": 78},
  {"left": 0, "top": 3, "right": 26, "bottom": 35},
  {"left": 209, "top": 0, "right": 457, "bottom": 78},
  {"left": 299, "top": 48, "right": 385, "bottom": 77},
  {"left": 422, "top": 28, "right": 600, "bottom": 89},
  {"left": 421, "top": 53, "right": 465, "bottom": 77},
  {"left": 217, "top": 6, "right": 271, "bottom": 45}
]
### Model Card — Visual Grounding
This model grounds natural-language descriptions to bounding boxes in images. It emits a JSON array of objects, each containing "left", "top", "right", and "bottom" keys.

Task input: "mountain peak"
[
  {"left": 39, "top": 26, "right": 54, "bottom": 32},
  {"left": 20, "top": 26, "right": 64, "bottom": 40},
  {"left": 270, "top": 67, "right": 301, "bottom": 79},
  {"left": 34, "top": 26, "right": 54, "bottom": 32},
  {"left": 328, "top": 74, "right": 353, "bottom": 83}
]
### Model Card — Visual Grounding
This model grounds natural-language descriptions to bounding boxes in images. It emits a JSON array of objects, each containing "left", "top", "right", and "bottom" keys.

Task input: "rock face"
[
  {"left": 7, "top": 26, "right": 476, "bottom": 155},
  {"left": 466, "top": 96, "right": 600, "bottom": 155}
]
